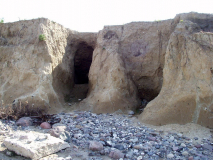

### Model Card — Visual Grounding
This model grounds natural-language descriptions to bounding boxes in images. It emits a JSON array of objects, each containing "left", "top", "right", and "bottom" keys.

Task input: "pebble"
[
  {"left": 194, "top": 137, "right": 198, "bottom": 140},
  {"left": 134, "top": 145, "right": 141, "bottom": 149},
  {"left": 188, "top": 156, "right": 194, "bottom": 160},
  {"left": 89, "top": 141, "right": 103, "bottom": 151},
  {"left": 40, "top": 122, "right": 51, "bottom": 129},
  {"left": 172, "top": 146, "right": 179, "bottom": 151},
  {"left": 177, "top": 133, "right": 183, "bottom": 137},
  {"left": 181, "top": 143, "right": 186, "bottom": 147},
  {"left": 195, "top": 144, "right": 202, "bottom": 148},
  {"left": 167, "top": 153, "right": 174, "bottom": 159},
  {"left": 16, "top": 117, "right": 32, "bottom": 127},
  {"left": 109, "top": 150, "right": 124, "bottom": 159},
  {"left": 137, "top": 156, "right": 143, "bottom": 160},
  {"left": 0, "top": 111, "right": 213, "bottom": 160},
  {"left": 170, "top": 136, "right": 174, "bottom": 141},
  {"left": 182, "top": 151, "right": 189, "bottom": 156},
  {"left": 148, "top": 136, "right": 156, "bottom": 141},
  {"left": 114, "top": 144, "right": 125, "bottom": 150}
]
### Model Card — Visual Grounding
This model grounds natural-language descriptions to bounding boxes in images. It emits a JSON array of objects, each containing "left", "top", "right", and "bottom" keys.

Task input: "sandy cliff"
[{"left": 1, "top": 12, "right": 213, "bottom": 127}]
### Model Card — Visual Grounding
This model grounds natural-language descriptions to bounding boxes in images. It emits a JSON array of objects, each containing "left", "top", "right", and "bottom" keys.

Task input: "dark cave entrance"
[
  {"left": 69, "top": 42, "right": 94, "bottom": 102},
  {"left": 74, "top": 42, "right": 93, "bottom": 84}
]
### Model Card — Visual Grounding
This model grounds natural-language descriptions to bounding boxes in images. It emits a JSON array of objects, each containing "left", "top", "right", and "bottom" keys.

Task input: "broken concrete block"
[{"left": 3, "top": 131, "right": 70, "bottom": 160}]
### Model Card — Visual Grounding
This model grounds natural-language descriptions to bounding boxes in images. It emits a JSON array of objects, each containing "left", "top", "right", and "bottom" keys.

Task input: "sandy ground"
[{"left": 130, "top": 116, "right": 212, "bottom": 144}]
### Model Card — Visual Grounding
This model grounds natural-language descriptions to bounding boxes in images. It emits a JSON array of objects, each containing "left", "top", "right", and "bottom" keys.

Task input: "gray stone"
[
  {"left": 167, "top": 153, "right": 174, "bottom": 159},
  {"left": 202, "top": 144, "right": 213, "bottom": 151},
  {"left": 114, "top": 144, "right": 125, "bottom": 150},
  {"left": 126, "top": 151, "right": 134, "bottom": 158},
  {"left": 180, "top": 143, "right": 186, "bottom": 147},
  {"left": 137, "top": 156, "right": 143, "bottom": 160},
  {"left": 172, "top": 146, "right": 179, "bottom": 151},
  {"left": 169, "top": 136, "right": 174, "bottom": 141},
  {"left": 134, "top": 145, "right": 142, "bottom": 149},
  {"left": 148, "top": 136, "right": 156, "bottom": 141},
  {"left": 195, "top": 144, "right": 202, "bottom": 148},
  {"left": 177, "top": 133, "right": 183, "bottom": 137},
  {"left": 182, "top": 151, "right": 188, "bottom": 156}
]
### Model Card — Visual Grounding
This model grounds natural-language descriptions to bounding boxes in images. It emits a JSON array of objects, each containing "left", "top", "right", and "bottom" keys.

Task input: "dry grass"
[{"left": 0, "top": 100, "right": 46, "bottom": 120}]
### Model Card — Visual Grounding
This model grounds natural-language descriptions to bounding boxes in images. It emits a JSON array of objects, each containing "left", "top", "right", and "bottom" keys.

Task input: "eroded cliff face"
[
  {"left": 80, "top": 19, "right": 179, "bottom": 113},
  {"left": 140, "top": 13, "right": 213, "bottom": 128},
  {"left": 0, "top": 19, "right": 96, "bottom": 113},
  {"left": 1, "top": 12, "right": 213, "bottom": 128}
]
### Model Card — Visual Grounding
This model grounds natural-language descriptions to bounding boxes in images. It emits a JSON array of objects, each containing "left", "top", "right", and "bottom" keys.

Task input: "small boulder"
[
  {"left": 89, "top": 141, "right": 103, "bottom": 151},
  {"left": 40, "top": 122, "right": 51, "bottom": 129},
  {"left": 16, "top": 117, "right": 32, "bottom": 127}
]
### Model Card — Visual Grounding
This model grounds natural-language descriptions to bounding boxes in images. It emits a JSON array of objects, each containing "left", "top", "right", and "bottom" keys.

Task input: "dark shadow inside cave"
[
  {"left": 74, "top": 42, "right": 93, "bottom": 84},
  {"left": 136, "top": 88, "right": 159, "bottom": 113},
  {"left": 135, "top": 68, "right": 163, "bottom": 114},
  {"left": 68, "top": 42, "right": 94, "bottom": 102}
]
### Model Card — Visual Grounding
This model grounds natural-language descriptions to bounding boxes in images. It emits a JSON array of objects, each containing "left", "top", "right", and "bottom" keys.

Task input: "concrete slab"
[{"left": 3, "top": 131, "right": 70, "bottom": 160}]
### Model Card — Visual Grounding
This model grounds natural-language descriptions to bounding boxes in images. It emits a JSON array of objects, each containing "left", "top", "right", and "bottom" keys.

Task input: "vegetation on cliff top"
[{"left": 0, "top": 18, "right": 4, "bottom": 23}]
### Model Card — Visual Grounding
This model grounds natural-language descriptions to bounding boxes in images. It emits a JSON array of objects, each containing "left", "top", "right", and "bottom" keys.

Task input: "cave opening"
[
  {"left": 74, "top": 42, "right": 93, "bottom": 84},
  {"left": 69, "top": 42, "right": 94, "bottom": 102}
]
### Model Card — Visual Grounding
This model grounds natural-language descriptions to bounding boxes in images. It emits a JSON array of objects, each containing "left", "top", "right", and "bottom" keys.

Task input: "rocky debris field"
[{"left": 0, "top": 111, "right": 213, "bottom": 160}]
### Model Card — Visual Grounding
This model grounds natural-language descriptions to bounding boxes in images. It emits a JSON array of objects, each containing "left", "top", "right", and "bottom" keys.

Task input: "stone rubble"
[{"left": 0, "top": 111, "right": 212, "bottom": 160}]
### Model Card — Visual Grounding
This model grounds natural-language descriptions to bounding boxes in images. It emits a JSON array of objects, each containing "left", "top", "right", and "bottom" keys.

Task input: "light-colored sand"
[{"left": 131, "top": 116, "right": 212, "bottom": 144}]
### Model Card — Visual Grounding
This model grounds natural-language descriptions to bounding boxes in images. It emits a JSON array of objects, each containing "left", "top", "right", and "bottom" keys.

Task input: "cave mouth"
[
  {"left": 135, "top": 88, "right": 161, "bottom": 114},
  {"left": 74, "top": 42, "right": 94, "bottom": 84},
  {"left": 68, "top": 41, "right": 93, "bottom": 102}
]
